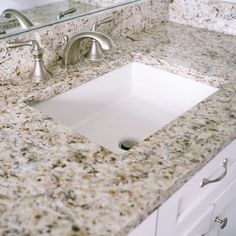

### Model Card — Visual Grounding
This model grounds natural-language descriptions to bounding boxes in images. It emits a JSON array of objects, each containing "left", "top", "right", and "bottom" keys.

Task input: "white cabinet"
[
  {"left": 156, "top": 139, "right": 236, "bottom": 236},
  {"left": 183, "top": 205, "right": 214, "bottom": 236},
  {"left": 128, "top": 210, "right": 158, "bottom": 236},
  {"left": 208, "top": 178, "right": 236, "bottom": 236},
  {"left": 129, "top": 139, "right": 236, "bottom": 236}
]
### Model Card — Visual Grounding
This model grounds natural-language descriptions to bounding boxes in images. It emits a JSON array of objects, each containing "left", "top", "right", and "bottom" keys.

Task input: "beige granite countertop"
[{"left": 0, "top": 21, "right": 236, "bottom": 236}]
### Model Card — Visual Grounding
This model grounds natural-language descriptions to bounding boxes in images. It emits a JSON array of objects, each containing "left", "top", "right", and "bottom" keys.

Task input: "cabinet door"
[
  {"left": 208, "top": 179, "right": 236, "bottom": 236},
  {"left": 183, "top": 205, "right": 214, "bottom": 236},
  {"left": 156, "top": 140, "right": 236, "bottom": 236},
  {"left": 128, "top": 210, "right": 158, "bottom": 236}
]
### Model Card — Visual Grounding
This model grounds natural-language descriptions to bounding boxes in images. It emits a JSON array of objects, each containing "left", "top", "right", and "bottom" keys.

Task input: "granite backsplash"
[
  {"left": 1, "top": 0, "right": 235, "bottom": 83},
  {"left": 169, "top": 0, "right": 236, "bottom": 36},
  {"left": 0, "top": 0, "right": 168, "bottom": 81}
]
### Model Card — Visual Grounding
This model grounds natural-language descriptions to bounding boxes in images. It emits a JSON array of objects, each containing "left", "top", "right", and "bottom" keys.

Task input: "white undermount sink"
[{"left": 33, "top": 62, "right": 218, "bottom": 154}]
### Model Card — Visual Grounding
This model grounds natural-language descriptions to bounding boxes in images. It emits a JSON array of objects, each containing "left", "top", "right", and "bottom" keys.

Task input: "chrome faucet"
[
  {"left": 1, "top": 9, "right": 33, "bottom": 29},
  {"left": 62, "top": 31, "right": 114, "bottom": 66},
  {"left": 6, "top": 40, "right": 52, "bottom": 83}
]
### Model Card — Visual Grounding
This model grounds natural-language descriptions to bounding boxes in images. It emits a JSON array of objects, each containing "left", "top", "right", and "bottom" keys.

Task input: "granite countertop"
[{"left": 0, "top": 21, "right": 236, "bottom": 236}]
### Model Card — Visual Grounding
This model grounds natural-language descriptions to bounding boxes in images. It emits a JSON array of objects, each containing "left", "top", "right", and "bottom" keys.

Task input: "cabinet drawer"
[
  {"left": 178, "top": 157, "right": 236, "bottom": 235},
  {"left": 178, "top": 139, "right": 236, "bottom": 216},
  {"left": 157, "top": 139, "right": 236, "bottom": 236},
  {"left": 208, "top": 170, "right": 236, "bottom": 236},
  {"left": 183, "top": 205, "right": 214, "bottom": 236}
]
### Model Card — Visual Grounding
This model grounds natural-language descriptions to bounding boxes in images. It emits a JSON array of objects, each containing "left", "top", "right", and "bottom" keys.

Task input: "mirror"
[{"left": 0, "top": 0, "right": 138, "bottom": 39}]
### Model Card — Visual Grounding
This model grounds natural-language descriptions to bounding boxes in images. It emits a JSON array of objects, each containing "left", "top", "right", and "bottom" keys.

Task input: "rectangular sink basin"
[{"left": 33, "top": 62, "right": 218, "bottom": 154}]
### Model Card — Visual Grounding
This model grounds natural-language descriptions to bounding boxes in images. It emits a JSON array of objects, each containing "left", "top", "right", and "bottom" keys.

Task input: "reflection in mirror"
[
  {"left": 2, "top": 9, "right": 34, "bottom": 29},
  {"left": 0, "top": 0, "right": 138, "bottom": 39}
]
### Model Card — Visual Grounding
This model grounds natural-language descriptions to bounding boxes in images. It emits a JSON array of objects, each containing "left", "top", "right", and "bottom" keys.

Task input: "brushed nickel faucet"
[
  {"left": 1, "top": 9, "right": 33, "bottom": 29},
  {"left": 85, "top": 17, "right": 114, "bottom": 61},
  {"left": 7, "top": 40, "right": 52, "bottom": 83},
  {"left": 62, "top": 31, "right": 114, "bottom": 66}
]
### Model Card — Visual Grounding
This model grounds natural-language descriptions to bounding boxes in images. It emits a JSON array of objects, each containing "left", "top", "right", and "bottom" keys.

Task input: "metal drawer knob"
[
  {"left": 215, "top": 216, "right": 228, "bottom": 229},
  {"left": 200, "top": 159, "right": 228, "bottom": 188}
]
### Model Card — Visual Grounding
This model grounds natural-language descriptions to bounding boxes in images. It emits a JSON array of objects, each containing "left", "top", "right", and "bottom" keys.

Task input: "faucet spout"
[
  {"left": 1, "top": 9, "right": 33, "bottom": 29},
  {"left": 62, "top": 31, "right": 114, "bottom": 66}
]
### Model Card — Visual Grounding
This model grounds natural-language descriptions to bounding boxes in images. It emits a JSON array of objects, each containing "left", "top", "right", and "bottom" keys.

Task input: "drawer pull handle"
[
  {"left": 215, "top": 216, "right": 228, "bottom": 229},
  {"left": 200, "top": 159, "right": 228, "bottom": 188}
]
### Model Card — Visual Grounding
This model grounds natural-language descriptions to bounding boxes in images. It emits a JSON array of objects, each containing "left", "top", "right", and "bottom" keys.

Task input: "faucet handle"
[
  {"left": 7, "top": 40, "right": 44, "bottom": 61},
  {"left": 85, "top": 17, "right": 114, "bottom": 61},
  {"left": 7, "top": 40, "right": 43, "bottom": 54},
  {"left": 99, "top": 16, "right": 114, "bottom": 26},
  {"left": 7, "top": 40, "right": 52, "bottom": 83},
  {"left": 92, "top": 16, "right": 114, "bottom": 31},
  {"left": 7, "top": 40, "right": 33, "bottom": 48},
  {"left": 57, "top": 7, "right": 77, "bottom": 20}
]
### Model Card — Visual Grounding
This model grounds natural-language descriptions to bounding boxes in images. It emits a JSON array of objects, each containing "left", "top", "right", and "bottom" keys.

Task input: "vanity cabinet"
[
  {"left": 128, "top": 210, "right": 158, "bottom": 236},
  {"left": 129, "top": 139, "right": 236, "bottom": 236},
  {"left": 208, "top": 178, "right": 236, "bottom": 236}
]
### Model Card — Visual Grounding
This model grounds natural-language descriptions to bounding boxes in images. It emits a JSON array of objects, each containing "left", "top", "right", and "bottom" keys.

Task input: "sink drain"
[{"left": 118, "top": 138, "right": 138, "bottom": 151}]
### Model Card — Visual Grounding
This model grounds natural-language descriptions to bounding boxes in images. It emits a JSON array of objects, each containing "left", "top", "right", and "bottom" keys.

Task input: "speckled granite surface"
[
  {"left": 0, "top": 21, "right": 236, "bottom": 235},
  {"left": 0, "top": 0, "right": 168, "bottom": 80},
  {"left": 169, "top": 0, "right": 236, "bottom": 35}
]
